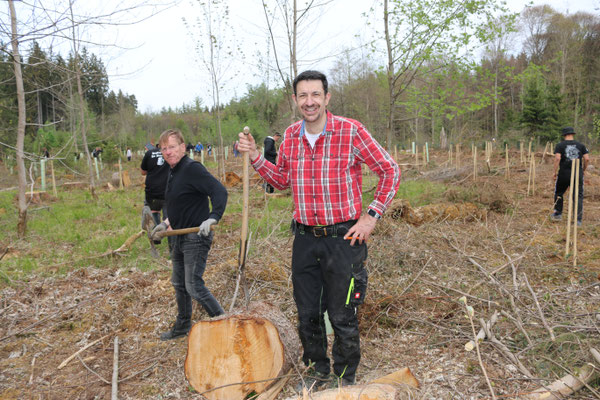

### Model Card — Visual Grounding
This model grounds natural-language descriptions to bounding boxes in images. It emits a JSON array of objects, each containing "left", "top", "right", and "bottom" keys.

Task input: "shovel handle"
[{"left": 157, "top": 225, "right": 215, "bottom": 238}]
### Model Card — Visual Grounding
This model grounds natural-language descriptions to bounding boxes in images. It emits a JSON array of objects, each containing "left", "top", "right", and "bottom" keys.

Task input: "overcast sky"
[{"left": 50, "top": 0, "right": 600, "bottom": 113}]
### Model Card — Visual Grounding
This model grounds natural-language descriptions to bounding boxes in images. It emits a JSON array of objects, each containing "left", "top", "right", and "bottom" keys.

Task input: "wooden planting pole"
[
  {"left": 572, "top": 160, "right": 580, "bottom": 266},
  {"left": 40, "top": 159, "right": 46, "bottom": 191},
  {"left": 422, "top": 145, "right": 427, "bottom": 166},
  {"left": 473, "top": 147, "right": 477, "bottom": 181},
  {"left": 527, "top": 152, "right": 536, "bottom": 195},
  {"left": 456, "top": 144, "right": 460, "bottom": 169},
  {"left": 565, "top": 159, "right": 576, "bottom": 257},
  {"left": 394, "top": 145, "right": 398, "bottom": 161},
  {"left": 448, "top": 146, "right": 453, "bottom": 166},
  {"left": 505, "top": 143, "right": 510, "bottom": 179},
  {"left": 485, "top": 142, "right": 491, "bottom": 172},
  {"left": 527, "top": 140, "right": 532, "bottom": 163},
  {"left": 50, "top": 160, "right": 57, "bottom": 197}
]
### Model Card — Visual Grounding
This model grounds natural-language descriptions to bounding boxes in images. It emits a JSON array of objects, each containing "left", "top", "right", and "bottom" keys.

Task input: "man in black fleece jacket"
[{"left": 151, "top": 129, "right": 228, "bottom": 340}]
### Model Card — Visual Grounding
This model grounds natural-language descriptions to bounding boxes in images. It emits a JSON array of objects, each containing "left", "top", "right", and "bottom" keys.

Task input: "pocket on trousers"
[{"left": 346, "top": 265, "right": 368, "bottom": 307}]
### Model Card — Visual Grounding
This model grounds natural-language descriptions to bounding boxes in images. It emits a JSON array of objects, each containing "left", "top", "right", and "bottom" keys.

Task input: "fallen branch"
[
  {"left": 76, "top": 353, "right": 110, "bottom": 384},
  {"left": 522, "top": 363, "right": 598, "bottom": 399},
  {"left": 523, "top": 273, "right": 556, "bottom": 342},
  {"left": 480, "top": 317, "right": 534, "bottom": 379},
  {"left": 58, "top": 334, "right": 110, "bottom": 369}
]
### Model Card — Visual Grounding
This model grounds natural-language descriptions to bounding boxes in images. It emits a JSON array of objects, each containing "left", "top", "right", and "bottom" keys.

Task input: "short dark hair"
[
  {"left": 293, "top": 70, "right": 328, "bottom": 95},
  {"left": 274, "top": 132, "right": 281, "bottom": 137}
]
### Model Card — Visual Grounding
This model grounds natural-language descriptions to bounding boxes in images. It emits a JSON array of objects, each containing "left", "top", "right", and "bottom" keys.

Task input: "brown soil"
[{"left": 1, "top": 148, "right": 600, "bottom": 399}]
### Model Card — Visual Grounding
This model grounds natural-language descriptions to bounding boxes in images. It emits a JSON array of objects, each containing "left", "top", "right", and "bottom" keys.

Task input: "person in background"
[
  {"left": 237, "top": 70, "right": 400, "bottom": 391},
  {"left": 551, "top": 126, "right": 590, "bottom": 226},
  {"left": 141, "top": 142, "right": 169, "bottom": 227},
  {"left": 126, "top": 147, "right": 132, "bottom": 161},
  {"left": 151, "top": 129, "right": 228, "bottom": 340},
  {"left": 262, "top": 132, "right": 281, "bottom": 193}
]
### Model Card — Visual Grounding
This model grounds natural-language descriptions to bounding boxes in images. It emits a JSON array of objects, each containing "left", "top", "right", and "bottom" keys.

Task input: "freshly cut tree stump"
[{"left": 185, "top": 301, "right": 300, "bottom": 400}]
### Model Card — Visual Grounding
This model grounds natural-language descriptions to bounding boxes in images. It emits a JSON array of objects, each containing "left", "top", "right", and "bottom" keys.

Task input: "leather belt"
[{"left": 294, "top": 220, "right": 357, "bottom": 238}]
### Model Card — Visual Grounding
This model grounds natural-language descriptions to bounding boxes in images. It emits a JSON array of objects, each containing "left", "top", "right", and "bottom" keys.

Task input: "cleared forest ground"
[{"left": 1, "top": 147, "right": 599, "bottom": 399}]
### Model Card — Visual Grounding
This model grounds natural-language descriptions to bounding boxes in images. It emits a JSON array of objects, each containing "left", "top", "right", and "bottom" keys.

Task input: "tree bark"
[
  {"left": 8, "top": 0, "right": 28, "bottom": 238},
  {"left": 185, "top": 301, "right": 300, "bottom": 400}
]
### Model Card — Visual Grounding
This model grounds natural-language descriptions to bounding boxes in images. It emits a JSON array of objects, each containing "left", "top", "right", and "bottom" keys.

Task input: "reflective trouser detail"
[{"left": 291, "top": 229, "right": 367, "bottom": 382}]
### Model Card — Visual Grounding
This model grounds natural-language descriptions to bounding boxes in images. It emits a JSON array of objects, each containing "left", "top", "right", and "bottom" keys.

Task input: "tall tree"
[
  {"left": 185, "top": 0, "right": 242, "bottom": 181},
  {"left": 7, "top": 0, "right": 28, "bottom": 237},
  {"left": 381, "top": 0, "right": 512, "bottom": 149}
]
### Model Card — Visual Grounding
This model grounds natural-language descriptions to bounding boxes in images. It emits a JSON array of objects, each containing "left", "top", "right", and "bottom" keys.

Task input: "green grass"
[{"left": 0, "top": 167, "right": 441, "bottom": 285}]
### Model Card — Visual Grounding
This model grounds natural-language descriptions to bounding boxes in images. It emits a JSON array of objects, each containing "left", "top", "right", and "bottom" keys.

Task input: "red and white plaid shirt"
[{"left": 251, "top": 111, "right": 401, "bottom": 226}]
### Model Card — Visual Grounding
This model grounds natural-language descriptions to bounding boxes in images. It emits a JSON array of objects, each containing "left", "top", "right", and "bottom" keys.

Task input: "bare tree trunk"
[
  {"left": 69, "top": 0, "right": 97, "bottom": 199},
  {"left": 8, "top": 0, "right": 28, "bottom": 238},
  {"left": 384, "top": 0, "right": 394, "bottom": 150}
]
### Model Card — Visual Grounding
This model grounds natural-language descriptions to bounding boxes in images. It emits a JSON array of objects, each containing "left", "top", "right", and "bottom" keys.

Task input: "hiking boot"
[
  {"left": 295, "top": 370, "right": 330, "bottom": 393},
  {"left": 550, "top": 213, "right": 562, "bottom": 221},
  {"left": 160, "top": 319, "right": 191, "bottom": 341}
]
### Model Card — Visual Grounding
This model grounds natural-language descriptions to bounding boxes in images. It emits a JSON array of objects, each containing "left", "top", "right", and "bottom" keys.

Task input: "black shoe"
[
  {"left": 295, "top": 370, "right": 330, "bottom": 393},
  {"left": 160, "top": 320, "right": 191, "bottom": 341},
  {"left": 550, "top": 213, "right": 562, "bottom": 221}
]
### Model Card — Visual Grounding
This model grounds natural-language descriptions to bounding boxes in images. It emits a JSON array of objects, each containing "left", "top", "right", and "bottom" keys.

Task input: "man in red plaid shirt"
[{"left": 238, "top": 70, "right": 400, "bottom": 391}]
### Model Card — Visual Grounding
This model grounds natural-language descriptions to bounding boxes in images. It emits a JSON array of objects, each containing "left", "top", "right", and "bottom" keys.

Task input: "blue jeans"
[{"left": 171, "top": 232, "right": 224, "bottom": 321}]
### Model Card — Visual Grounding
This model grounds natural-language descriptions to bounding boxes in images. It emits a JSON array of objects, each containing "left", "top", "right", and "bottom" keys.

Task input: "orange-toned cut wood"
[{"left": 185, "top": 302, "right": 300, "bottom": 400}]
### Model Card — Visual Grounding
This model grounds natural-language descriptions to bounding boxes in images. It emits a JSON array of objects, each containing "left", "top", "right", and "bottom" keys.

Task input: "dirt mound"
[
  {"left": 225, "top": 171, "right": 242, "bottom": 187},
  {"left": 387, "top": 199, "right": 486, "bottom": 226},
  {"left": 444, "top": 182, "right": 512, "bottom": 213}
]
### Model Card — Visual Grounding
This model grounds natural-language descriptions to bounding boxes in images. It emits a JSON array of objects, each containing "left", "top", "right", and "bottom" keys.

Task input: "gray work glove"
[
  {"left": 150, "top": 221, "right": 168, "bottom": 241},
  {"left": 198, "top": 218, "right": 217, "bottom": 237}
]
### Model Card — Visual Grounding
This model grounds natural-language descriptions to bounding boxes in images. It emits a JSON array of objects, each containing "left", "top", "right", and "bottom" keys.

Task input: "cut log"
[
  {"left": 185, "top": 301, "right": 300, "bottom": 400},
  {"left": 283, "top": 368, "right": 420, "bottom": 400}
]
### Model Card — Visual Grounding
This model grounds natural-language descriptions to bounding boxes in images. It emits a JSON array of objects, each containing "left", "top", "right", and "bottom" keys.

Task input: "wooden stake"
[
  {"left": 449, "top": 146, "right": 453, "bottom": 166},
  {"left": 111, "top": 336, "right": 119, "bottom": 400},
  {"left": 572, "top": 160, "right": 580, "bottom": 266},
  {"left": 415, "top": 145, "right": 419, "bottom": 167},
  {"left": 520, "top": 142, "right": 524, "bottom": 165},
  {"left": 527, "top": 154, "right": 533, "bottom": 196},
  {"left": 231, "top": 126, "right": 251, "bottom": 311},
  {"left": 565, "top": 159, "right": 576, "bottom": 258},
  {"left": 473, "top": 147, "right": 477, "bottom": 181},
  {"left": 505, "top": 144, "right": 509, "bottom": 179},
  {"left": 532, "top": 153, "right": 536, "bottom": 195},
  {"left": 456, "top": 144, "right": 460, "bottom": 169},
  {"left": 50, "top": 159, "right": 57, "bottom": 197}
]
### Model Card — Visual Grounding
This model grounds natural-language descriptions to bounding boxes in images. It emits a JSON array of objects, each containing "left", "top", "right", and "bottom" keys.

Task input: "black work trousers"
[
  {"left": 554, "top": 170, "right": 584, "bottom": 221},
  {"left": 291, "top": 222, "right": 368, "bottom": 382}
]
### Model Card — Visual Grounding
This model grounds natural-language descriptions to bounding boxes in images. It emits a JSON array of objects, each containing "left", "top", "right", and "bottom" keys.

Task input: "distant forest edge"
[{"left": 1, "top": 5, "right": 599, "bottom": 164}]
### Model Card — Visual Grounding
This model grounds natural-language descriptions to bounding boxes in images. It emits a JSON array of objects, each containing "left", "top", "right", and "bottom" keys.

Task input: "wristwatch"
[{"left": 367, "top": 209, "right": 381, "bottom": 220}]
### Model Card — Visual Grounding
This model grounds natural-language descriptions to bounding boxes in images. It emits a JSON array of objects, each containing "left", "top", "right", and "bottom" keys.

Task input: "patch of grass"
[{"left": 394, "top": 180, "right": 447, "bottom": 207}]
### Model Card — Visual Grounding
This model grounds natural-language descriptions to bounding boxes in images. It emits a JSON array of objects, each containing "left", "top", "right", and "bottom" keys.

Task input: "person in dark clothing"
[
  {"left": 141, "top": 142, "right": 169, "bottom": 227},
  {"left": 151, "top": 129, "right": 228, "bottom": 341},
  {"left": 263, "top": 132, "right": 281, "bottom": 193},
  {"left": 551, "top": 126, "right": 590, "bottom": 225}
]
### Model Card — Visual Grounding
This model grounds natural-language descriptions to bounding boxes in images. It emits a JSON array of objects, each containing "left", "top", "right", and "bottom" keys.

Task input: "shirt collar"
[{"left": 299, "top": 113, "right": 329, "bottom": 137}]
